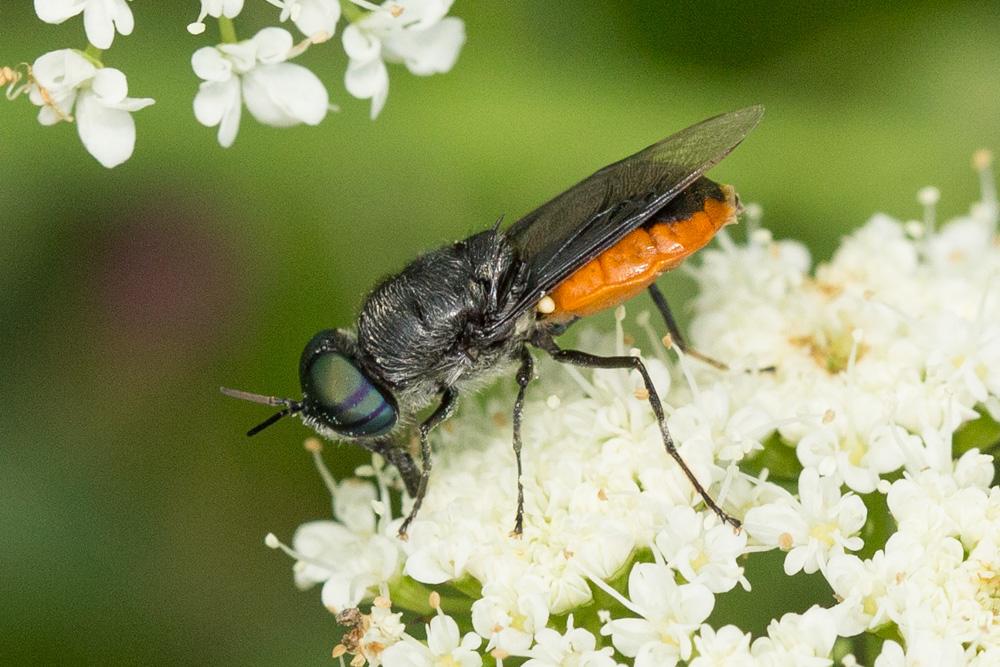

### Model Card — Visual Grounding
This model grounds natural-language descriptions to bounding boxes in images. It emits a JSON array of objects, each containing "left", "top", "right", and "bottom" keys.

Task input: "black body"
[{"left": 223, "top": 106, "right": 765, "bottom": 537}]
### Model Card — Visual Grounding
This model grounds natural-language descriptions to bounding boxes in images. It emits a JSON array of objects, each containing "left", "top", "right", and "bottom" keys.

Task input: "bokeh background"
[{"left": 2, "top": 1, "right": 999, "bottom": 664}]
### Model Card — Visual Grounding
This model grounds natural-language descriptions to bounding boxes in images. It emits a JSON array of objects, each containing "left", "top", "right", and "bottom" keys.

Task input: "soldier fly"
[{"left": 223, "top": 106, "right": 764, "bottom": 537}]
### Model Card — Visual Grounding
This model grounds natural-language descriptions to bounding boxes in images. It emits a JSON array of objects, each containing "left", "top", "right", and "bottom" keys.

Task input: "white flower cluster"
[
  {"left": 20, "top": 0, "right": 152, "bottom": 167},
  {"left": 9, "top": 1, "right": 464, "bottom": 166},
  {"left": 268, "top": 160, "right": 1000, "bottom": 666}
]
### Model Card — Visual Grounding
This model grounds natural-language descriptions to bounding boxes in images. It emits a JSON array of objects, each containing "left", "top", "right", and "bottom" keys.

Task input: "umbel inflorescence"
[
  {"left": 267, "top": 158, "right": 1000, "bottom": 666},
  {"left": 7, "top": 1, "right": 465, "bottom": 167}
]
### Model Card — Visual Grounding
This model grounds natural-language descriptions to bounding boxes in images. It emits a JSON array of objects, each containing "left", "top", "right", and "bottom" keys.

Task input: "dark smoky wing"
[{"left": 494, "top": 106, "right": 763, "bottom": 330}]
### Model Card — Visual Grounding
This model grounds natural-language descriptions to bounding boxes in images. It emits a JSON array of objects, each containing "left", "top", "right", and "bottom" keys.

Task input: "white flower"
[
  {"left": 600, "top": 563, "right": 714, "bottom": 667},
  {"left": 689, "top": 624, "right": 754, "bottom": 667},
  {"left": 796, "top": 386, "right": 906, "bottom": 493},
  {"left": 524, "top": 616, "right": 618, "bottom": 667},
  {"left": 267, "top": 0, "right": 341, "bottom": 40},
  {"left": 342, "top": 0, "right": 466, "bottom": 118},
  {"left": 654, "top": 506, "right": 748, "bottom": 593},
  {"left": 187, "top": 0, "right": 244, "bottom": 36},
  {"left": 35, "top": 0, "right": 134, "bottom": 49},
  {"left": 471, "top": 576, "right": 550, "bottom": 656},
  {"left": 287, "top": 478, "right": 402, "bottom": 612},
  {"left": 381, "top": 610, "right": 482, "bottom": 667},
  {"left": 873, "top": 638, "right": 967, "bottom": 667},
  {"left": 750, "top": 605, "right": 838, "bottom": 665},
  {"left": 27, "top": 49, "right": 153, "bottom": 168},
  {"left": 743, "top": 467, "right": 866, "bottom": 575},
  {"left": 192, "top": 27, "right": 329, "bottom": 147}
]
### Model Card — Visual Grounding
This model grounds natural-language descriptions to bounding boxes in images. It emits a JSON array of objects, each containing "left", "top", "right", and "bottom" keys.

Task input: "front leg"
[
  {"left": 397, "top": 388, "right": 459, "bottom": 539},
  {"left": 511, "top": 345, "right": 535, "bottom": 537},
  {"left": 366, "top": 440, "right": 421, "bottom": 498},
  {"left": 533, "top": 332, "right": 740, "bottom": 529}
]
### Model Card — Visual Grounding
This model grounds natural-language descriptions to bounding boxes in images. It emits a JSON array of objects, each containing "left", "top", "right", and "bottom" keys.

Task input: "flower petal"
[
  {"left": 251, "top": 27, "right": 294, "bottom": 64},
  {"left": 341, "top": 23, "right": 381, "bottom": 61},
  {"left": 110, "top": 0, "right": 134, "bottom": 37},
  {"left": 34, "top": 0, "right": 86, "bottom": 23},
  {"left": 242, "top": 62, "right": 328, "bottom": 127},
  {"left": 91, "top": 68, "right": 128, "bottom": 104},
  {"left": 294, "top": 0, "right": 341, "bottom": 39},
  {"left": 193, "top": 78, "right": 242, "bottom": 147},
  {"left": 192, "top": 47, "right": 233, "bottom": 82},
  {"left": 344, "top": 56, "right": 389, "bottom": 119},
  {"left": 75, "top": 89, "right": 136, "bottom": 167},
  {"left": 382, "top": 16, "right": 465, "bottom": 76},
  {"left": 83, "top": 0, "right": 115, "bottom": 49}
]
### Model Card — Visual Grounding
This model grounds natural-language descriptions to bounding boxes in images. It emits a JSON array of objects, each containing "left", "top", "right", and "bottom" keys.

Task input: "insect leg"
[
  {"left": 367, "top": 440, "right": 421, "bottom": 498},
  {"left": 533, "top": 333, "right": 740, "bottom": 529},
  {"left": 648, "top": 283, "right": 729, "bottom": 371},
  {"left": 398, "top": 387, "right": 459, "bottom": 539},
  {"left": 511, "top": 346, "right": 535, "bottom": 537}
]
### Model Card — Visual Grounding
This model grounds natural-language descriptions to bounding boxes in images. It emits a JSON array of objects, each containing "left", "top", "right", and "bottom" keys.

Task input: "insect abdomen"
[{"left": 546, "top": 182, "right": 737, "bottom": 319}]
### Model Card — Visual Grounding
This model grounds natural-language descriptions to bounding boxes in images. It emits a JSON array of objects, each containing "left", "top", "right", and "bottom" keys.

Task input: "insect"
[{"left": 223, "top": 106, "right": 764, "bottom": 538}]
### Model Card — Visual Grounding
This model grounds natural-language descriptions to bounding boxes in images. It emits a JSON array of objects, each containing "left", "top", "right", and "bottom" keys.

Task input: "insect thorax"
[{"left": 355, "top": 230, "right": 525, "bottom": 405}]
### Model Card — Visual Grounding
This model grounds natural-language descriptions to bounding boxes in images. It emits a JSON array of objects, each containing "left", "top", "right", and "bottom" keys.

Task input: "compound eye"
[{"left": 304, "top": 352, "right": 397, "bottom": 437}]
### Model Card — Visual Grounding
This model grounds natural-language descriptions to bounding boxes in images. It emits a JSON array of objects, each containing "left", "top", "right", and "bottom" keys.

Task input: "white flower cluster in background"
[
  {"left": 267, "top": 159, "right": 1000, "bottom": 666},
  {"left": 6, "top": 1, "right": 465, "bottom": 166}
]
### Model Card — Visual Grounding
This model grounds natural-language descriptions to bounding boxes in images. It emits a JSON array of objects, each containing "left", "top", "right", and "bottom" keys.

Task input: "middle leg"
[
  {"left": 533, "top": 332, "right": 740, "bottom": 529},
  {"left": 510, "top": 345, "right": 535, "bottom": 536},
  {"left": 398, "top": 388, "right": 458, "bottom": 539}
]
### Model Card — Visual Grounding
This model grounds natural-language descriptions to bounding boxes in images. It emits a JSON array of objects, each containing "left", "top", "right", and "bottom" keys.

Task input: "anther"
[{"left": 428, "top": 591, "right": 441, "bottom": 610}]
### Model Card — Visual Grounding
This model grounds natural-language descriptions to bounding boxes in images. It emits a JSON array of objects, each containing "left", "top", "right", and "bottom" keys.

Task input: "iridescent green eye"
[{"left": 301, "top": 347, "right": 397, "bottom": 438}]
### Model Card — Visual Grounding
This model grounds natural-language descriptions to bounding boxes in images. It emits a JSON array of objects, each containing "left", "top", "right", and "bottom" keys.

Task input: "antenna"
[{"left": 220, "top": 387, "right": 303, "bottom": 437}]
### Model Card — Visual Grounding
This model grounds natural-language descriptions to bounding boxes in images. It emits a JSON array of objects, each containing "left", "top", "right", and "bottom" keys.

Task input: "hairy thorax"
[{"left": 355, "top": 230, "right": 525, "bottom": 413}]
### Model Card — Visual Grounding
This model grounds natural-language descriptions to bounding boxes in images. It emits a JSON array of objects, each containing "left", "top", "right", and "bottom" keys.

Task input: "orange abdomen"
[{"left": 548, "top": 183, "right": 737, "bottom": 319}]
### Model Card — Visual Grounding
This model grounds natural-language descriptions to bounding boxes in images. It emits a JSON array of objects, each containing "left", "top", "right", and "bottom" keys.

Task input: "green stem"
[
  {"left": 218, "top": 17, "right": 238, "bottom": 44},
  {"left": 82, "top": 44, "right": 104, "bottom": 67}
]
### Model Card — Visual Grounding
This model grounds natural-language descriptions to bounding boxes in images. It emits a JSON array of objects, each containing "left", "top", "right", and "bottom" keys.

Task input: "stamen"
[
  {"left": 350, "top": 0, "right": 403, "bottom": 16},
  {"left": 917, "top": 186, "right": 940, "bottom": 237},
  {"left": 187, "top": 5, "right": 210, "bottom": 35},
  {"left": 614, "top": 305, "right": 626, "bottom": 356},
  {"left": 371, "top": 453, "right": 393, "bottom": 523},
  {"left": 670, "top": 342, "right": 701, "bottom": 400},
  {"left": 561, "top": 364, "right": 599, "bottom": 398},
  {"left": 575, "top": 560, "right": 645, "bottom": 617},
  {"left": 264, "top": 532, "right": 337, "bottom": 571},
  {"left": 716, "top": 227, "right": 738, "bottom": 254},
  {"left": 635, "top": 311, "right": 670, "bottom": 365},
  {"left": 306, "top": 438, "right": 339, "bottom": 498},
  {"left": 428, "top": 590, "right": 441, "bottom": 611},
  {"left": 743, "top": 202, "right": 764, "bottom": 242},
  {"left": 847, "top": 328, "right": 863, "bottom": 376},
  {"left": 973, "top": 149, "right": 998, "bottom": 229}
]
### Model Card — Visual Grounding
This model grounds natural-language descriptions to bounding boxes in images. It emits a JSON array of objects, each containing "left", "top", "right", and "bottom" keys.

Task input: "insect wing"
[{"left": 495, "top": 106, "right": 763, "bottom": 331}]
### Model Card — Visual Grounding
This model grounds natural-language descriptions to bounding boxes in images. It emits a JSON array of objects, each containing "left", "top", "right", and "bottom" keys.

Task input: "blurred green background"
[{"left": 2, "top": 1, "right": 998, "bottom": 664}]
